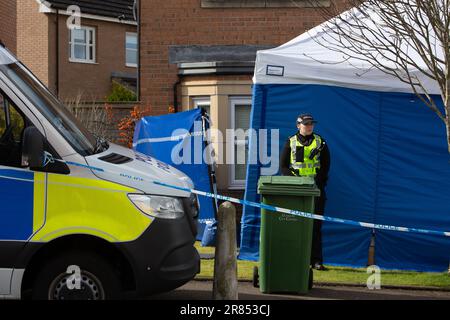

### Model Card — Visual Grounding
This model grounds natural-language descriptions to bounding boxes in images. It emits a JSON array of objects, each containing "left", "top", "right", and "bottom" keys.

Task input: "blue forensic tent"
[
  {"left": 239, "top": 7, "right": 450, "bottom": 271},
  {"left": 133, "top": 109, "right": 217, "bottom": 240}
]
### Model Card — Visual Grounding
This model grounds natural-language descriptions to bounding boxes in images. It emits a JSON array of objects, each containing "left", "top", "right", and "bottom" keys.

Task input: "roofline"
[
  {"left": 36, "top": 0, "right": 137, "bottom": 26},
  {"left": 177, "top": 61, "right": 256, "bottom": 76}
]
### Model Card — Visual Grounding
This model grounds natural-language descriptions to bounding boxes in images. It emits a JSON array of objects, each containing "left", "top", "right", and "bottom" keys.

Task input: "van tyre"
[{"left": 31, "top": 251, "right": 122, "bottom": 300}]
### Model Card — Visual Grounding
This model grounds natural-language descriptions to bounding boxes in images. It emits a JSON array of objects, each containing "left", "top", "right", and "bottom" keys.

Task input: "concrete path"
[{"left": 148, "top": 280, "right": 450, "bottom": 300}]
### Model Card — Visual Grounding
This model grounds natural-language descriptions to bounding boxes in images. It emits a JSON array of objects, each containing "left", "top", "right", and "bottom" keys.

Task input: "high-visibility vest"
[{"left": 289, "top": 134, "right": 322, "bottom": 177}]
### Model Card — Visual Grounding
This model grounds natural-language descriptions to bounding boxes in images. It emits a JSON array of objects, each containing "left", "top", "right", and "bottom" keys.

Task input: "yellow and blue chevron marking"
[
  {"left": 0, "top": 166, "right": 151, "bottom": 243},
  {"left": 0, "top": 168, "right": 45, "bottom": 241}
]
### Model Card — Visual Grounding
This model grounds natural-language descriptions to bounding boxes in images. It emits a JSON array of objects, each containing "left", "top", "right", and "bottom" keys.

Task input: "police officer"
[{"left": 280, "top": 113, "right": 330, "bottom": 271}]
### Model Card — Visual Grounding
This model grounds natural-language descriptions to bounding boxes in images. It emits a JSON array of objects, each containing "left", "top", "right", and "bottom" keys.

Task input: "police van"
[{"left": 0, "top": 45, "right": 200, "bottom": 300}]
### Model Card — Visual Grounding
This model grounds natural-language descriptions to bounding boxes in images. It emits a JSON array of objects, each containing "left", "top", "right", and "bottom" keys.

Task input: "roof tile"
[{"left": 44, "top": 0, "right": 136, "bottom": 21}]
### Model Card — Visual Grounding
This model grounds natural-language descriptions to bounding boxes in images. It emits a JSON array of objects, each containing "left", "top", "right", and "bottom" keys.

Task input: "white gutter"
[{"left": 36, "top": 0, "right": 138, "bottom": 26}]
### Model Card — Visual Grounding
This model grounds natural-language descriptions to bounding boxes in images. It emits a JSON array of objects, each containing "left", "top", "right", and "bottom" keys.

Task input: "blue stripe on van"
[{"left": 0, "top": 168, "right": 34, "bottom": 240}]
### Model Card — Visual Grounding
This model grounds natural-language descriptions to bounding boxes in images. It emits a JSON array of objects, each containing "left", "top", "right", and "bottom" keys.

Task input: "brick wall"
[
  {"left": 16, "top": 0, "right": 53, "bottom": 88},
  {"left": 139, "top": 0, "right": 343, "bottom": 114},
  {"left": 11, "top": 1, "right": 137, "bottom": 101},
  {"left": 0, "top": 0, "right": 17, "bottom": 52},
  {"left": 54, "top": 17, "right": 137, "bottom": 102}
]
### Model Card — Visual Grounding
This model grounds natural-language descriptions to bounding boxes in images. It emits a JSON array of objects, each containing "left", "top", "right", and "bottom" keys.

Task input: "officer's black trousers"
[{"left": 311, "top": 190, "right": 326, "bottom": 265}]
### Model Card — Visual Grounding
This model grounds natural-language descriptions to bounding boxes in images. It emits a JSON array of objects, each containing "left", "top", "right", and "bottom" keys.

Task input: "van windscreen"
[
  {"left": 0, "top": 62, "right": 98, "bottom": 156},
  {"left": 0, "top": 46, "right": 17, "bottom": 65}
]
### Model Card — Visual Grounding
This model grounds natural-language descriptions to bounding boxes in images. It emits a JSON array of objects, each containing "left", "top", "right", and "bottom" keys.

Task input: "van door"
[{"left": 0, "top": 90, "right": 46, "bottom": 295}]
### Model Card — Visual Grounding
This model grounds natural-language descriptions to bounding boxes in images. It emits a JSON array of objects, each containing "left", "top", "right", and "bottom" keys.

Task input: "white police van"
[{"left": 0, "top": 45, "right": 200, "bottom": 300}]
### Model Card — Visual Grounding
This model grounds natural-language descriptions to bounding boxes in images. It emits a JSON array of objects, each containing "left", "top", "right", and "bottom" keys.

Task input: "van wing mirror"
[{"left": 22, "top": 126, "right": 45, "bottom": 169}]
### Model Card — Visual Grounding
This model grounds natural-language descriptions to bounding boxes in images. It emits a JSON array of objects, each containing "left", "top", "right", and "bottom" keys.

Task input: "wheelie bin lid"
[{"left": 257, "top": 176, "right": 321, "bottom": 196}]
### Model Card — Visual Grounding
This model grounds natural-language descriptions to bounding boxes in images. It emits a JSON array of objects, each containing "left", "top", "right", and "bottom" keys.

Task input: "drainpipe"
[
  {"left": 55, "top": 9, "right": 60, "bottom": 97},
  {"left": 135, "top": 0, "right": 140, "bottom": 101},
  {"left": 173, "top": 75, "right": 182, "bottom": 113}
]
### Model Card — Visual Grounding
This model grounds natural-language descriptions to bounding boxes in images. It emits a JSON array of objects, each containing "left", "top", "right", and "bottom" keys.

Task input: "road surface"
[{"left": 148, "top": 280, "right": 450, "bottom": 300}]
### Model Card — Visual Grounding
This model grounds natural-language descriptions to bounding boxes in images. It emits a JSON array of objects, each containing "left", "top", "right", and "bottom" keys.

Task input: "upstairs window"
[
  {"left": 69, "top": 26, "right": 96, "bottom": 63},
  {"left": 126, "top": 32, "right": 138, "bottom": 67}
]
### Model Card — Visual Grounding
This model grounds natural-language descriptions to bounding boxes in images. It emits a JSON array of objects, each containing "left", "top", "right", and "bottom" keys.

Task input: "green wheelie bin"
[{"left": 255, "top": 176, "right": 320, "bottom": 294}]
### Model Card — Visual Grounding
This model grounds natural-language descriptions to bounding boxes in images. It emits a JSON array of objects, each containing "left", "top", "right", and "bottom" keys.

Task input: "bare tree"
[
  {"left": 64, "top": 93, "right": 113, "bottom": 141},
  {"left": 306, "top": 0, "right": 450, "bottom": 152}
]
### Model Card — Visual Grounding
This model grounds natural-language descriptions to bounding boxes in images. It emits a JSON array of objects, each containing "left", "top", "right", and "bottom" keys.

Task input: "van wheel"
[{"left": 31, "top": 251, "right": 122, "bottom": 300}]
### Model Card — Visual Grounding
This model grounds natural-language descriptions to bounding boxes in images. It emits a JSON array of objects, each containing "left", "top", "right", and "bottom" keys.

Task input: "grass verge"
[{"left": 195, "top": 242, "right": 450, "bottom": 289}]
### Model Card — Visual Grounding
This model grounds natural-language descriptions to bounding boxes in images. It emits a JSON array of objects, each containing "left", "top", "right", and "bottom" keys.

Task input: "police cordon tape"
[{"left": 40, "top": 152, "right": 450, "bottom": 238}]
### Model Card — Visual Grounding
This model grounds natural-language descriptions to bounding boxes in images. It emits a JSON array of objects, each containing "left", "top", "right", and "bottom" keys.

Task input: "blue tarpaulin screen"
[
  {"left": 133, "top": 109, "right": 215, "bottom": 240},
  {"left": 239, "top": 83, "right": 450, "bottom": 272}
]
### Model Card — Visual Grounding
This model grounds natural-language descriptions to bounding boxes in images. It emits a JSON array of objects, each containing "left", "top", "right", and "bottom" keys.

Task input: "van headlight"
[{"left": 128, "top": 194, "right": 185, "bottom": 219}]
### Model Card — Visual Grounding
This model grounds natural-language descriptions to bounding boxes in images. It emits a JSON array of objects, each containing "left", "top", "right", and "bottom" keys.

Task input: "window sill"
[
  {"left": 69, "top": 59, "right": 98, "bottom": 65},
  {"left": 228, "top": 184, "right": 246, "bottom": 190},
  {"left": 126, "top": 63, "right": 138, "bottom": 68}
]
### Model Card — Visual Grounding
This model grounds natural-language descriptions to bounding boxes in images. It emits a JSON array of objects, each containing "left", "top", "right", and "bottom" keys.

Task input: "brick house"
[
  {"left": 0, "top": 0, "right": 138, "bottom": 102},
  {"left": 138, "top": 0, "right": 339, "bottom": 198}
]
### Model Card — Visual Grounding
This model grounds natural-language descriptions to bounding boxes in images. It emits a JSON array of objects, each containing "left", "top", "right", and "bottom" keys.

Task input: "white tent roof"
[{"left": 254, "top": 6, "right": 443, "bottom": 95}]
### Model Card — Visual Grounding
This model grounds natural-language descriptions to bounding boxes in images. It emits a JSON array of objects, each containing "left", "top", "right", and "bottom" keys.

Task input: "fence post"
[{"left": 213, "top": 201, "right": 238, "bottom": 300}]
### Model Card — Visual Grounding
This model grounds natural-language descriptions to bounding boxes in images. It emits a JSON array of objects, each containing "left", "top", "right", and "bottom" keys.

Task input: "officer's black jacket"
[{"left": 280, "top": 132, "right": 331, "bottom": 190}]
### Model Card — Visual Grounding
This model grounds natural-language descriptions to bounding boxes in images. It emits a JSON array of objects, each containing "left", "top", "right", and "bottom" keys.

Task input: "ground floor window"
[
  {"left": 180, "top": 79, "right": 253, "bottom": 190},
  {"left": 229, "top": 96, "right": 252, "bottom": 189},
  {"left": 126, "top": 32, "right": 138, "bottom": 67},
  {"left": 192, "top": 96, "right": 211, "bottom": 116}
]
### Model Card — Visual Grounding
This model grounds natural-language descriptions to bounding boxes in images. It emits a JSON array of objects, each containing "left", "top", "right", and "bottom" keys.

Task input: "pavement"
[{"left": 148, "top": 280, "right": 450, "bottom": 300}]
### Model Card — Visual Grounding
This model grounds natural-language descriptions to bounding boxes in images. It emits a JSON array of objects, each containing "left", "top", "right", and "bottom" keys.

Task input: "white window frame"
[
  {"left": 69, "top": 26, "right": 96, "bottom": 64},
  {"left": 192, "top": 96, "right": 211, "bottom": 115},
  {"left": 125, "top": 32, "right": 138, "bottom": 68},
  {"left": 229, "top": 96, "right": 252, "bottom": 189}
]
